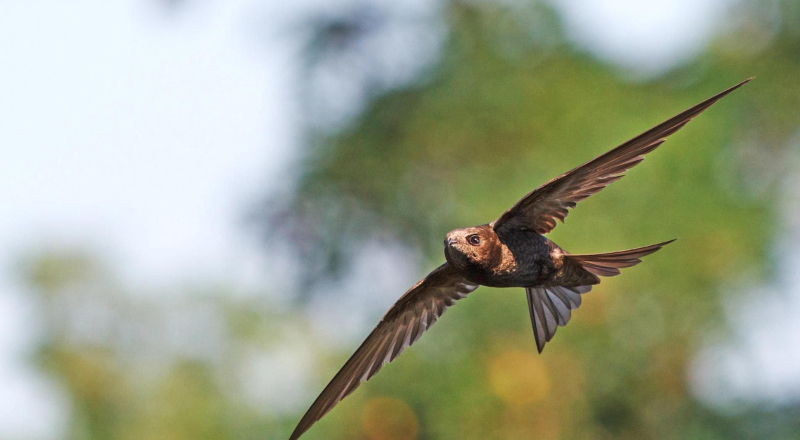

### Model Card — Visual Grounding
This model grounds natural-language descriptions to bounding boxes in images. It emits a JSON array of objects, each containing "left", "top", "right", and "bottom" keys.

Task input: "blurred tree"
[{"left": 19, "top": 249, "right": 302, "bottom": 439}]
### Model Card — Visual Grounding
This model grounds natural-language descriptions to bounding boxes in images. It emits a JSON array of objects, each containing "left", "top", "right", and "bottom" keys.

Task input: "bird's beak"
[{"left": 446, "top": 237, "right": 457, "bottom": 246}]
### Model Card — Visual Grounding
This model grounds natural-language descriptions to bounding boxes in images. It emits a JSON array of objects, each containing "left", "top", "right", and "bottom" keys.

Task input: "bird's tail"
[{"left": 564, "top": 239, "right": 675, "bottom": 278}]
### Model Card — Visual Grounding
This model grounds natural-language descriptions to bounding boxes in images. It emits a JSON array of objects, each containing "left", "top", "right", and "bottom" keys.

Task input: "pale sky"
[
  {"left": 0, "top": 0, "right": 792, "bottom": 438},
  {"left": 0, "top": 1, "right": 297, "bottom": 436}
]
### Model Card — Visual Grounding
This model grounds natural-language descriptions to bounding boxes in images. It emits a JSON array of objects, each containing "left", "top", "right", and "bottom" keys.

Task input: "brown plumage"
[{"left": 288, "top": 78, "right": 751, "bottom": 440}]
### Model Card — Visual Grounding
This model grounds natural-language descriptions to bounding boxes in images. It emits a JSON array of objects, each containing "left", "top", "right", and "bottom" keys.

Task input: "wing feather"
[
  {"left": 288, "top": 263, "right": 478, "bottom": 440},
  {"left": 494, "top": 79, "right": 751, "bottom": 234}
]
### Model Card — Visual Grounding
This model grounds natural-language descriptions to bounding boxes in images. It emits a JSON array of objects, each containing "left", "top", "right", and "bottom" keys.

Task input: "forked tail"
[
  {"left": 565, "top": 239, "right": 676, "bottom": 278},
  {"left": 527, "top": 239, "right": 675, "bottom": 353}
]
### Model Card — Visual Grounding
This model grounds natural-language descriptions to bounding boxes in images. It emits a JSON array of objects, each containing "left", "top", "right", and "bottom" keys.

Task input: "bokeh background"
[{"left": 2, "top": 0, "right": 800, "bottom": 439}]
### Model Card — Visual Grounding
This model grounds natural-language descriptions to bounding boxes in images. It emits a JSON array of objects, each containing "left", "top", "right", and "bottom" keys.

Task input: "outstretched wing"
[
  {"left": 289, "top": 263, "right": 478, "bottom": 440},
  {"left": 494, "top": 79, "right": 751, "bottom": 235}
]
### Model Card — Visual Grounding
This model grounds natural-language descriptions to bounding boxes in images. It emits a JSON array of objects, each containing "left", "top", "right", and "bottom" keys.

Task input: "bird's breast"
[{"left": 472, "top": 231, "right": 557, "bottom": 287}]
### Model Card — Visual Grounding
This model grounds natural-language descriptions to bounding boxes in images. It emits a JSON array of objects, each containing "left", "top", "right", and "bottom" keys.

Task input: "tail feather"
[
  {"left": 526, "top": 239, "right": 674, "bottom": 353},
  {"left": 566, "top": 239, "right": 675, "bottom": 277}
]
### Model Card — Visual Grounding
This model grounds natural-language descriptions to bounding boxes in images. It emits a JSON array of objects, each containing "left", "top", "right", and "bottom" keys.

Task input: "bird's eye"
[{"left": 467, "top": 234, "right": 481, "bottom": 246}]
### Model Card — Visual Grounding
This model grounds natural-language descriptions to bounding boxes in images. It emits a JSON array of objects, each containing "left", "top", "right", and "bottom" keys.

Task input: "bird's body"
[
  {"left": 288, "top": 79, "right": 751, "bottom": 440},
  {"left": 445, "top": 225, "right": 561, "bottom": 287}
]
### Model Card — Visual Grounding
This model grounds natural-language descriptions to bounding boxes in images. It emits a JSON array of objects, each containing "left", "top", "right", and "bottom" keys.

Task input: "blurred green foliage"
[{"left": 18, "top": 1, "right": 800, "bottom": 439}]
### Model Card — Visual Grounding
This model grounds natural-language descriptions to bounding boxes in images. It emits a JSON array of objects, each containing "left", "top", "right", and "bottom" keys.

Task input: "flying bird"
[{"left": 289, "top": 78, "right": 751, "bottom": 440}]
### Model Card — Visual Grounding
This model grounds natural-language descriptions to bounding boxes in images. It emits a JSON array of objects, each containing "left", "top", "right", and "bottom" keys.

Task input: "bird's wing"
[
  {"left": 493, "top": 78, "right": 751, "bottom": 235},
  {"left": 289, "top": 262, "right": 478, "bottom": 440}
]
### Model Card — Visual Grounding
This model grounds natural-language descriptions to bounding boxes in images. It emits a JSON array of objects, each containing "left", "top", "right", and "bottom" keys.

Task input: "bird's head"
[{"left": 443, "top": 225, "right": 498, "bottom": 270}]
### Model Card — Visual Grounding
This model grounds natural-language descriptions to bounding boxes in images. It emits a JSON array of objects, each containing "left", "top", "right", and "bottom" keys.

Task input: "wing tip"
[
  {"left": 288, "top": 426, "right": 305, "bottom": 440},
  {"left": 711, "top": 77, "right": 753, "bottom": 102},
  {"left": 659, "top": 238, "right": 677, "bottom": 247}
]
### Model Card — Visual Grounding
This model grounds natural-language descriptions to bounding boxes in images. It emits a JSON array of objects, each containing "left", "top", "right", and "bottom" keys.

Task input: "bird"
[{"left": 288, "top": 78, "right": 751, "bottom": 440}]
